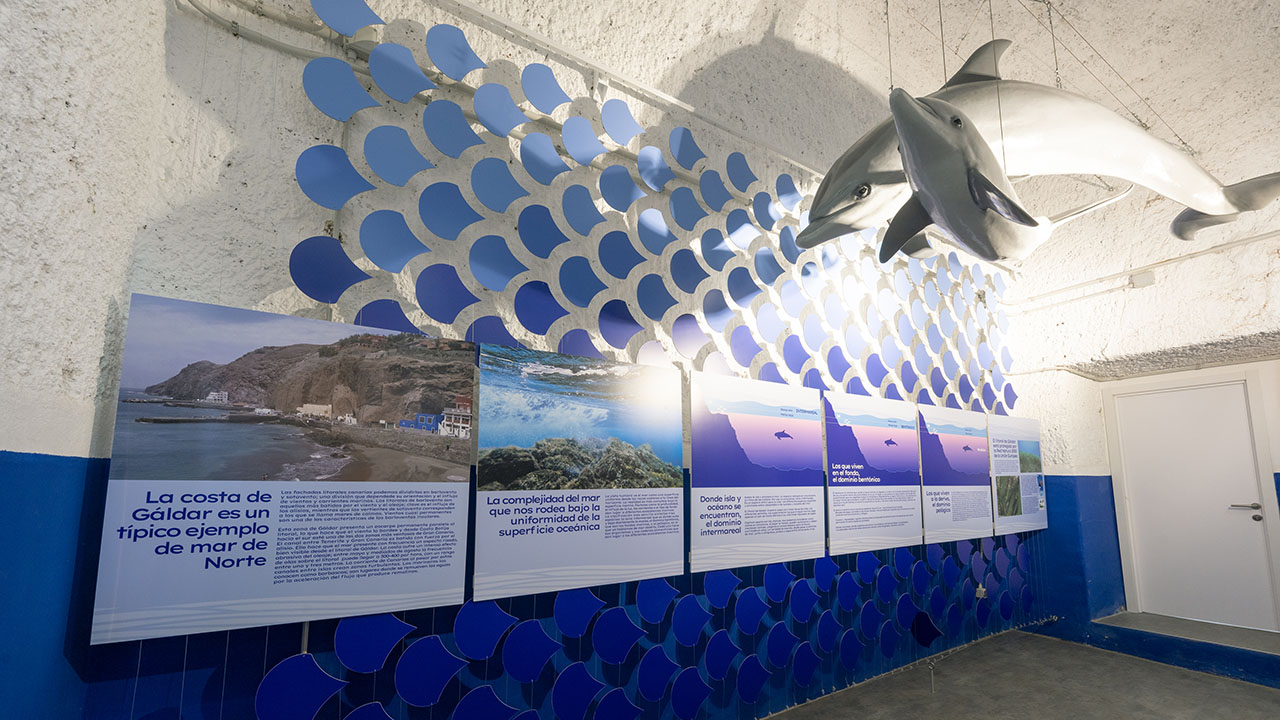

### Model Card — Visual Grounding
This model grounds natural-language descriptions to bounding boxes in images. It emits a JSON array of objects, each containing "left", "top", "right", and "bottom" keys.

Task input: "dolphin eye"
[
  {"left": 951, "top": 116, "right": 964, "bottom": 127},
  {"left": 855, "top": 183, "right": 871, "bottom": 199}
]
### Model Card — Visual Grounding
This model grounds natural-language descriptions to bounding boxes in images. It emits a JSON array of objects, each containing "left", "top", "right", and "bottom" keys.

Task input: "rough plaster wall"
[{"left": 3, "top": 0, "right": 1276, "bottom": 476}]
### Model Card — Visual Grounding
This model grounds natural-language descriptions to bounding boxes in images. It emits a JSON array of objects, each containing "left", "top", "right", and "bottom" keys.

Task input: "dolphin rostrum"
[
  {"left": 798, "top": 39, "right": 1280, "bottom": 252},
  {"left": 883, "top": 89, "right": 1112, "bottom": 263}
]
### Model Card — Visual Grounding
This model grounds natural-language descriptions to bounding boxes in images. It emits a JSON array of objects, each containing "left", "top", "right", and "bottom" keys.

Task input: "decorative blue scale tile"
[
  {"left": 562, "top": 116, "right": 608, "bottom": 166},
  {"left": 637, "top": 146, "right": 676, "bottom": 191},
  {"left": 562, "top": 184, "right": 605, "bottom": 236},
  {"left": 468, "top": 230, "right": 527, "bottom": 286},
  {"left": 520, "top": 63, "right": 570, "bottom": 114},
  {"left": 334, "top": 614, "right": 411, "bottom": 673},
  {"left": 636, "top": 274, "right": 677, "bottom": 321},
  {"left": 764, "top": 622, "right": 799, "bottom": 669},
  {"left": 764, "top": 563, "right": 795, "bottom": 603},
  {"left": 296, "top": 145, "right": 374, "bottom": 210},
  {"left": 311, "top": 0, "right": 382, "bottom": 36},
  {"left": 671, "top": 667, "right": 712, "bottom": 720},
  {"left": 513, "top": 280, "right": 568, "bottom": 334},
  {"left": 792, "top": 642, "right": 820, "bottom": 686},
  {"left": 636, "top": 208, "right": 677, "bottom": 255},
  {"left": 303, "top": 57, "right": 377, "bottom": 122},
  {"left": 673, "top": 595, "right": 712, "bottom": 647},
  {"left": 502, "top": 619, "right": 560, "bottom": 682},
  {"left": 637, "top": 645, "right": 680, "bottom": 702},
  {"left": 700, "top": 228, "right": 735, "bottom": 271},
  {"left": 593, "top": 607, "right": 646, "bottom": 664},
  {"left": 289, "top": 236, "right": 370, "bottom": 303},
  {"left": 702, "top": 290, "right": 733, "bottom": 332},
  {"left": 838, "top": 628, "right": 864, "bottom": 671},
  {"left": 368, "top": 43, "right": 434, "bottom": 102},
  {"left": 596, "top": 689, "right": 641, "bottom": 720},
  {"left": 558, "top": 328, "right": 602, "bottom": 358},
  {"left": 364, "top": 125, "right": 432, "bottom": 186},
  {"left": 600, "top": 165, "right": 645, "bottom": 211},
  {"left": 669, "top": 127, "right": 706, "bottom": 169},
  {"left": 345, "top": 703, "right": 394, "bottom": 720},
  {"left": 517, "top": 204, "right": 571, "bottom": 258},
  {"left": 418, "top": 182, "right": 482, "bottom": 240},
  {"left": 454, "top": 600, "right": 516, "bottom": 660},
  {"left": 859, "top": 600, "right": 884, "bottom": 642},
  {"left": 789, "top": 579, "right": 820, "bottom": 623},
  {"left": 726, "top": 208, "right": 760, "bottom": 250},
  {"left": 670, "top": 186, "right": 708, "bottom": 230},
  {"left": 836, "top": 571, "right": 859, "bottom": 612},
  {"left": 735, "top": 586, "right": 770, "bottom": 634},
  {"left": 557, "top": 256, "right": 606, "bottom": 307},
  {"left": 671, "top": 314, "right": 711, "bottom": 358},
  {"left": 736, "top": 654, "right": 771, "bottom": 703},
  {"left": 394, "top": 635, "right": 466, "bottom": 706},
  {"left": 776, "top": 174, "right": 802, "bottom": 210},
  {"left": 255, "top": 654, "right": 345, "bottom": 720},
  {"left": 519, "top": 132, "right": 571, "bottom": 184},
  {"left": 421, "top": 100, "right": 484, "bottom": 158},
  {"left": 474, "top": 83, "right": 529, "bottom": 136},
  {"left": 726, "top": 152, "right": 758, "bottom": 191},
  {"left": 669, "top": 249, "right": 710, "bottom": 294},
  {"left": 816, "top": 610, "right": 841, "bottom": 653},
  {"left": 552, "top": 662, "right": 605, "bottom": 720},
  {"left": 354, "top": 299, "right": 421, "bottom": 333},
  {"left": 454, "top": 686, "right": 519, "bottom": 720},
  {"left": 705, "top": 629, "right": 741, "bottom": 680},
  {"left": 601, "top": 99, "right": 645, "bottom": 146},
  {"left": 856, "top": 552, "right": 880, "bottom": 585},
  {"left": 415, "top": 263, "right": 479, "bottom": 323},
  {"left": 752, "top": 192, "right": 781, "bottom": 230},
  {"left": 699, "top": 170, "right": 732, "bottom": 211},
  {"left": 598, "top": 299, "right": 643, "bottom": 348},
  {"left": 425, "top": 24, "right": 486, "bottom": 81},
  {"left": 554, "top": 587, "right": 605, "bottom": 638},
  {"left": 779, "top": 225, "right": 801, "bottom": 264},
  {"left": 471, "top": 157, "right": 529, "bottom": 212}
]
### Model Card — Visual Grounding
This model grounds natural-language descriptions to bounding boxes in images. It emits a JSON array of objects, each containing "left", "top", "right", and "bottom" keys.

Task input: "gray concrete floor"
[
  {"left": 1095, "top": 612, "right": 1280, "bottom": 655},
  {"left": 773, "top": 631, "right": 1280, "bottom": 720}
]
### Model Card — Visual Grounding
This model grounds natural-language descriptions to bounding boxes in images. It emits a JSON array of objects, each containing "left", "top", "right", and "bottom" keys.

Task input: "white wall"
[{"left": 3, "top": 0, "right": 1278, "bottom": 477}]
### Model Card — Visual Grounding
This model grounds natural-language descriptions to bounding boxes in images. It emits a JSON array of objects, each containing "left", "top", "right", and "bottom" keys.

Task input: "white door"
[{"left": 1112, "top": 381, "right": 1280, "bottom": 631}]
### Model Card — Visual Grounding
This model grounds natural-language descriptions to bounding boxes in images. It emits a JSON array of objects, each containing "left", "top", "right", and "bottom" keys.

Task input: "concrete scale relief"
[
  {"left": 90, "top": 294, "right": 471, "bottom": 644},
  {"left": 689, "top": 372, "right": 825, "bottom": 572},
  {"left": 473, "top": 344, "right": 684, "bottom": 600},
  {"left": 798, "top": 39, "right": 1280, "bottom": 261},
  {"left": 987, "top": 415, "right": 1048, "bottom": 534},
  {"left": 918, "top": 404, "right": 995, "bottom": 543},
  {"left": 823, "top": 392, "right": 924, "bottom": 554}
]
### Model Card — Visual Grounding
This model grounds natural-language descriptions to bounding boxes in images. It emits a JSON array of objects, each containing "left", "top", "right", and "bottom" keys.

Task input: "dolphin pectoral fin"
[
  {"left": 968, "top": 169, "right": 1039, "bottom": 227},
  {"left": 1048, "top": 183, "right": 1134, "bottom": 227},
  {"left": 943, "top": 38, "right": 1012, "bottom": 88},
  {"left": 880, "top": 195, "right": 933, "bottom": 263},
  {"left": 1170, "top": 173, "right": 1280, "bottom": 240},
  {"left": 901, "top": 233, "right": 939, "bottom": 259}
]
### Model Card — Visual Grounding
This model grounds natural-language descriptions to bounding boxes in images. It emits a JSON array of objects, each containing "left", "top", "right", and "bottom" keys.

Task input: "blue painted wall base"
[{"left": 1029, "top": 474, "right": 1280, "bottom": 690}]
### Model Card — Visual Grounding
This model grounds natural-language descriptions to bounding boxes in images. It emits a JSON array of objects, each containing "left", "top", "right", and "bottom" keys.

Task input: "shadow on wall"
[{"left": 658, "top": 3, "right": 887, "bottom": 172}]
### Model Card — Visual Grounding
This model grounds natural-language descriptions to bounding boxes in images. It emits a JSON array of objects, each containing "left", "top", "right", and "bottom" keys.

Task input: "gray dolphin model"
[
  {"left": 798, "top": 39, "right": 1280, "bottom": 253},
  {"left": 884, "top": 89, "right": 1052, "bottom": 263}
]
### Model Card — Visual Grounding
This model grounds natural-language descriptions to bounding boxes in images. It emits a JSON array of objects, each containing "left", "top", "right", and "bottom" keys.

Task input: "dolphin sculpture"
[
  {"left": 882, "top": 89, "right": 1111, "bottom": 263},
  {"left": 775, "top": 430, "right": 793, "bottom": 440},
  {"left": 798, "top": 39, "right": 1280, "bottom": 254}
]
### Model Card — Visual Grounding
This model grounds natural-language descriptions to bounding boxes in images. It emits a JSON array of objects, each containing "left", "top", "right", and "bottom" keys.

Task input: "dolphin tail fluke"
[
  {"left": 1171, "top": 172, "right": 1280, "bottom": 240},
  {"left": 1048, "top": 184, "right": 1134, "bottom": 228}
]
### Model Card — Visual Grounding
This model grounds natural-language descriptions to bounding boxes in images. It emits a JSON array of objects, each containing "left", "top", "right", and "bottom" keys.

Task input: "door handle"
[{"left": 1230, "top": 503, "right": 1262, "bottom": 510}]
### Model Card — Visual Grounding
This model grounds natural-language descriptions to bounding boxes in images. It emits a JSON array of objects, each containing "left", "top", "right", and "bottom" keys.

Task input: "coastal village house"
[{"left": 297, "top": 403, "right": 332, "bottom": 418}]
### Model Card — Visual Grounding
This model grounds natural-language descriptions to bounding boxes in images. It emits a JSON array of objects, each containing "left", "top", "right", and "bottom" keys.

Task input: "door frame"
[{"left": 1101, "top": 366, "right": 1280, "bottom": 628}]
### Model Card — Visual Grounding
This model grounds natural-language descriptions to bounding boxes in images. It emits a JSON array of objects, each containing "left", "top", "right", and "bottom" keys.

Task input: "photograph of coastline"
[
  {"left": 476, "top": 344, "right": 683, "bottom": 491},
  {"left": 1018, "top": 440, "right": 1044, "bottom": 472},
  {"left": 110, "top": 295, "right": 475, "bottom": 483}
]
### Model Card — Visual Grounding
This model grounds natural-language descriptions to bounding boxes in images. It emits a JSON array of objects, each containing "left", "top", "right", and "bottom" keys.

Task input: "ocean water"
[
  {"left": 109, "top": 390, "right": 342, "bottom": 482},
  {"left": 477, "top": 346, "right": 683, "bottom": 465}
]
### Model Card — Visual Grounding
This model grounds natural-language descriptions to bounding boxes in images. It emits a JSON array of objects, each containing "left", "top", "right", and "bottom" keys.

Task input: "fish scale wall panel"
[{"left": 78, "top": 3, "right": 1039, "bottom": 718}]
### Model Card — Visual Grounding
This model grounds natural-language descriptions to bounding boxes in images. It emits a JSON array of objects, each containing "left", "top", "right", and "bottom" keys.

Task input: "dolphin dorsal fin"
[
  {"left": 879, "top": 195, "right": 934, "bottom": 263},
  {"left": 943, "top": 39, "right": 1013, "bottom": 88}
]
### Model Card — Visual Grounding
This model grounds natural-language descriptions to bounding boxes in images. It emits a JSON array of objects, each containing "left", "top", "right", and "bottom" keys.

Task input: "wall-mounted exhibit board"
[
  {"left": 918, "top": 405, "right": 994, "bottom": 543},
  {"left": 823, "top": 392, "right": 923, "bottom": 553},
  {"left": 91, "top": 295, "right": 471, "bottom": 644},
  {"left": 689, "top": 372, "right": 825, "bottom": 572},
  {"left": 988, "top": 415, "right": 1048, "bottom": 533},
  {"left": 473, "top": 345, "right": 684, "bottom": 600}
]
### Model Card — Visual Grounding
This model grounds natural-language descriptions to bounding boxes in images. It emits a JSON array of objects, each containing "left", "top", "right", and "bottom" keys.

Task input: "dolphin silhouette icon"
[
  {"left": 775, "top": 430, "right": 793, "bottom": 440},
  {"left": 962, "top": 445, "right": 973, "bottom": 452},
  {"left": 884, "top": 438, "right": 898, "bottom": 447}
]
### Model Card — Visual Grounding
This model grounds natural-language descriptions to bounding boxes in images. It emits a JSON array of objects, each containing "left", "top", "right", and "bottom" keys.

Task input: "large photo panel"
[
  {"left": 690, "top": 373, "right": 825, "bottom": 572},
  {"left": 473, "top": 345, "right": 684, "bottom": 600},
  {"left": 92, "top": 294, "right": 472, "bottom": 644},
  {"left": 824, "top": 392, "right": 923, "bottom": 554},
  {"left": 988, "top": 415, "right": 1047, "bottom": 534},
  {"left": 918, "top": 405, "right": 994, "bottom": 543}
]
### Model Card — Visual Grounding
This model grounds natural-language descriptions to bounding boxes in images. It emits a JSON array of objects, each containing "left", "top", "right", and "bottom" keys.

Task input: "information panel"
[
  {"left": 988, "top": 415, "right": 1047, "bottom": 533},
  {"left": 918, "top": 405, "right": 994, "bottom": 543},
  {"left": 473, "top": 345, "right": 684, "bottom": 600},
  {"left": 824, "top": 392, "right": 923, "bottom": 553},
  {"left": 690, "top": 373, "right": 824, "bottom": 572},
  {"left": 92, "top": 295, "right": 471, "bottom": 644}
]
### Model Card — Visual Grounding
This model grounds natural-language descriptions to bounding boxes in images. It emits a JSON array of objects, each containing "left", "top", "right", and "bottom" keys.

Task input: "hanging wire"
[
  {"left": 988, "top": 0, "right": 1008, "bottom": 172},
  {"left": 937, "top": 0, "right": 948, "bottom": 79},
  {"left": 1042, "top": 0, "right": 1062, "bottom": 88},
  {"left": 885, "top": 0, "right": 895, "bottom": 90}
]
